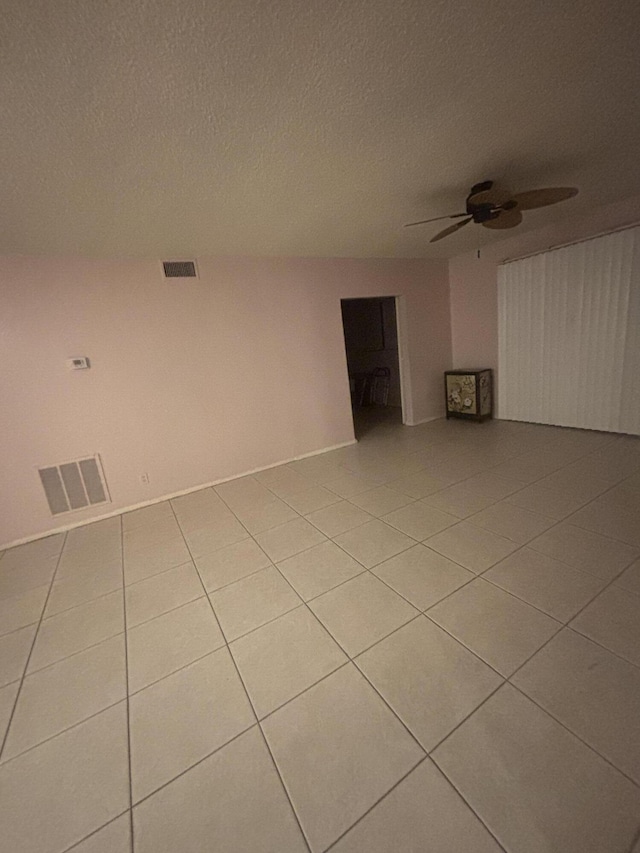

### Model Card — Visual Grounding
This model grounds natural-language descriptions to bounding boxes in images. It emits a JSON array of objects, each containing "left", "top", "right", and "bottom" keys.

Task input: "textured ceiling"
[{"left": 2, "top": 0, "right": 640, "bottom": 258}]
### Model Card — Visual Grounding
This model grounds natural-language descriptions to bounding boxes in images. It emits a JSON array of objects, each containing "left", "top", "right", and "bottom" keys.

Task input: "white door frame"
[
  {"left": 394, "top": 295, "right": 414, "bottom": 425},
  {"left": 339, "top": 295, "right": 414, "bottom": 430}
]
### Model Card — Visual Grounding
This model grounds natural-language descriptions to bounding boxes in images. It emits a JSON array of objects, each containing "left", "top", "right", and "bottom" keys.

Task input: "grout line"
[
  {"left": 2, "top": 421, "right": 639, "bottom": 851},
  {"left": 0, "top": 697, "right": 127, "bottom": 768},
  {"left": 565, "top": 623, "right": 640, "bottom": 672},
  {"left": 118, "top": 516, "right": 135, "bottom": 853},
  {"left": 129, "top": 722, "right": 260, "bottom": 809},
  {"left": 25, "top": 628, "right": 126, "bottom": 677},
  {"left": 320, "top": 754, "right": 430, "bottom": 852},
  {"left": 32, "top": 582, "right": 124, "bottom": 622},
  {"left": 168, "top": 498, "right": 314, "bottom": 852},
  {"left": 208, "top": 487, "right": 439, "bottom": 846},
  {"left": 426, "top": 752, "right": 512, "bottom": 853},
  {"left": 508, "top": 680, "right": 640, "bottom": 791},
  {"left": 60, "top": 810, "right": 131, "bottom": 853},
  {"left": 0, "top": 536, "right": 67, "bottom": 761}
]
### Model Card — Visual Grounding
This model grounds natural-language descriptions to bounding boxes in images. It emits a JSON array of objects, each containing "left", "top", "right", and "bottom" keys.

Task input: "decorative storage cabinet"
[{"left": 444, "top": 369, "right": 493, "bottom": 422}]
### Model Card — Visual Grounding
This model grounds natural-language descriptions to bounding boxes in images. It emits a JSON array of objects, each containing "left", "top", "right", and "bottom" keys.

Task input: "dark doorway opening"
[{"left": 341, "top": 297, "right": 403, "bottom": 439}]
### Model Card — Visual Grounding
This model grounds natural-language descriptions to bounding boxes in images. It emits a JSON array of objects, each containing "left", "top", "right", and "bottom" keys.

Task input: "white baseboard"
[
  {"left": 405, "top": 415, "right": 442, "bottom": 427},
  {"left": 0, "top": 438, "right": 358, "bottom": 551}
]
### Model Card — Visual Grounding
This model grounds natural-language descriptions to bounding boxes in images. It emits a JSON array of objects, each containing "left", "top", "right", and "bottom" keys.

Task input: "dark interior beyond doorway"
[{"left": 341, "top": 297, "right": 402, "bottom": 439}]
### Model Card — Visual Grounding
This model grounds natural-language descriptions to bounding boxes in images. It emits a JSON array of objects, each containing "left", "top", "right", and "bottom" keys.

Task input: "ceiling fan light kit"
[{"left": 405, "top": 181, "right": 579, "bottom": 242}]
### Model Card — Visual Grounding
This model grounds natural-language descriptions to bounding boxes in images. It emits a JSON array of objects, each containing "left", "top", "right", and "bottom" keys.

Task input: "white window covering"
[{"left": 497, "top": 226, "right": 640, "bottom": 435}]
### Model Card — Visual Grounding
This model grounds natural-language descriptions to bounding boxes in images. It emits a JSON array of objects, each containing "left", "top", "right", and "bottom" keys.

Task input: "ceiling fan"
[{"left": 405, "top": 181, "right": 579, "bottom": 242}]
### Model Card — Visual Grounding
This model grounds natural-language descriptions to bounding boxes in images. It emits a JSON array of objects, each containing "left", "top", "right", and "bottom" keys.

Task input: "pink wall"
[
  {"left": 449, "top": 195, "right": 640, "bottom": 379},
  {"left": 0, "top": 256, "right": 450, "bottom": 546}
]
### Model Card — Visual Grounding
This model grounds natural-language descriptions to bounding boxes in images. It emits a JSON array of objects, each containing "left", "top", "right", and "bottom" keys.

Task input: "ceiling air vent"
[
  {"left": 162, "top": 260, "right": 198, "bottom": 278},
  {"left": 38, "top": 455, "right": 110, "bottom": 516}
]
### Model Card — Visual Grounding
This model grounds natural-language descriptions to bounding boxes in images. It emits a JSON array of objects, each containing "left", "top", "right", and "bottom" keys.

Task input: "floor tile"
[
  {"left": 3, "top": 635, "right": 126, "bottom": 760},
  {"left": 231, "top": 499, "right": 299, "bottom": 535},
  {"left": 125, "top": 562, "right": 203, "bottom": 627},
  {"left": 529, "top": 522, "right": 639, "bottom": 580},
  {"left": 569, "top": 500, "right": 640, "bottom": 547},
  {"left": 209, "top": 566, "right": 302, "bottom": 641},
  {"left": 130, "top": 647, "right": 255, "bottom": 801},
  {"left": 331, "top": 759, "right": 502, "bottom": 853},
  {"left": 281, "top": 485, "right": 341, "bottom": 514},
  {"left": 427, "top": 579, "right": 559, "bottom": 676},
  {"left": 0, "top": 557, "right": 58, "bottom": 601},
  {"left": 334, "top": 519, "right": 416, "bottom": 569},
  {"left": 0, "top": 584, "right": 48, "bottom": 637},
  {"left": 305, "top": 500, "right": 373, "bottom": 537},
  {"left": 484, "top": 548, "right": 607, "bottom": 622},
  {"left": 426, "top": 521, "right": 518, "bottom": 573},
  {"left": 505, "top": 483, "right": 591, "bottom": 519},
  {"left": 28, "top": 591, "right": 124, "bottom": 673},
  {"left": 123, "top": 500, "right": 175, "bottom": 531},
  {"left": 182, "top": 516, "right": 248, "bottom": 559},
  {"left": 325, "top": 472, "right": 381, "bottom": 498},
  {"left": 0, "top": 702, "right": 130, "bottom": 853},
  {"left": 231, "top": 607, "right": 347, "bottom": 717},
  {"left": 309, "top": 572, "right": 418, "bottom": 656},
  {"left": 66, "top": 518, "right": 121, "bottom": 552},
  {"left": 432, "top": 684, "right": 640, "bottom": 853},
  {"left": 68, "top": 813, "right": 131, "bottom": 853},
  {"left": 56, "top": 545, "right": 120, "bottom": 579},
  {"left": 0, "top": 680, "right": 20, "bottom": 744},
  {"left": 45, "top": 561, "right": 122, "bottom": 616},
  {"left": 215, "top": 475, "right": 271, "bottom": 507},
  {"left": 390, "top": 471, "right": 450, "bottom": 498},
  {"left": 461, "top": 471, "right": 528, "bottom": 499},
  {"left": 254, "top": 517, "right": 326, "bottom": 563},
  {"left": 424, "top": 454, "right": 493, "bottom": 485},
  {"left": 123, "top": 535, "right": 191, "bottom": 585},
  {"left": 123, "top": 518, "right": 181, "bottom": 549},
  {"left": 381, "top": 502, "right": 458, "bottom": 540},
  {"left": 133, "top": 727, "right": 307, "bottom": 853},
  {"left": 127, "top": 598, "right": 224, "bottom": 693},
  {"left": 357, "top": 617, "right": 502, "bottom": 751},
  {"left": 277, "top": 540, "right": 364, "bottom": 601},
  {"left": 615, "top": 558, "right": 640, "bottom": 595},
  {"left": 422, "top": 484, "right": 497, "bottom": 519},
  {"left": 536, "top": 469, "right": 611, "bottom": 500},
  {"left": 195, "top": 538, "right": 270, "bottom": 591},
  {"left": 258, "top": 469, "right": 314, "bottom": 499},
  {"left": 262, "top": 664, "right": 424, "bottom": 852},
  {"left": 372, "top": 544, "right": 473, "bottom": 610},
  {"left": 348, "top": 486, "right": 415, "bottom": 517},
  {"left": 1, "top": 626, "right": 36, "bottom": 688},
  {"left": 172, "top": 488, "right": 231, "bottom": 527},
  {"left": 6, "top": 420, "right": 640, "bottom": 853},
  {"left": 514, "top": 629, "right": 640, "bottom": 784},
  {"left": 469, "top": 501, "right": 556, "bottom": 544},
  {"left": 571, "top": 586, "right": 640, "bottom": 667},
  {"left": 0, "top": 534, "right": 64, "bottom": 574}
]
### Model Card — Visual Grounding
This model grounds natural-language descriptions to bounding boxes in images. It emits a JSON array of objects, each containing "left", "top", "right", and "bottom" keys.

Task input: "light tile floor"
[{"left": 2, "top": 415, "right": 640, "bottom": 852}]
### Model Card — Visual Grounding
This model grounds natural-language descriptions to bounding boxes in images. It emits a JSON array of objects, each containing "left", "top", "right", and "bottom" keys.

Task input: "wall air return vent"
[
  {"left": 162, "top": 260, "right": 198, "bottom": 278},
  {"left": 38, "top": 455, "right": 110, "bottom": 516}
]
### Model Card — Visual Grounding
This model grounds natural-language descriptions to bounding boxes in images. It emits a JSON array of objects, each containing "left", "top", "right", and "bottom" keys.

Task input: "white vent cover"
[
  {"left": 38, "top": 455, "right": 110, "bottom": 516},
  {"left": 162, "top": 260, "right": 198, "bottom": 278}
]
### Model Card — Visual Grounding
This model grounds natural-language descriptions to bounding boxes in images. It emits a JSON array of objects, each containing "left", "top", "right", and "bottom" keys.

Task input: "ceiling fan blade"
[
  {"left": 482, "top": 209, "right": 523, "bottom": 230},
  {"left": 511, "top": 187, "right": 578, "bottom": 210},
  {"left": 430, "top": 217, "right": 473, "bottom": 242},
  {"left": 467, "top": 187, "right": 512, "bottom": 208},
  {"left": 404, "top": 212, "right": 467, "bottom": 227}
]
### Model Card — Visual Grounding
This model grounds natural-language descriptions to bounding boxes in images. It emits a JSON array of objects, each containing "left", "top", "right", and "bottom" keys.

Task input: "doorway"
[{"left": 341, "top": 296, "right": 407, "bottom": 439}]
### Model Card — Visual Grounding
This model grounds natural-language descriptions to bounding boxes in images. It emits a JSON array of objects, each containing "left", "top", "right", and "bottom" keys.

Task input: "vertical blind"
[{"left": 497, "top": 225, "right": 640, "bottom": 435}]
